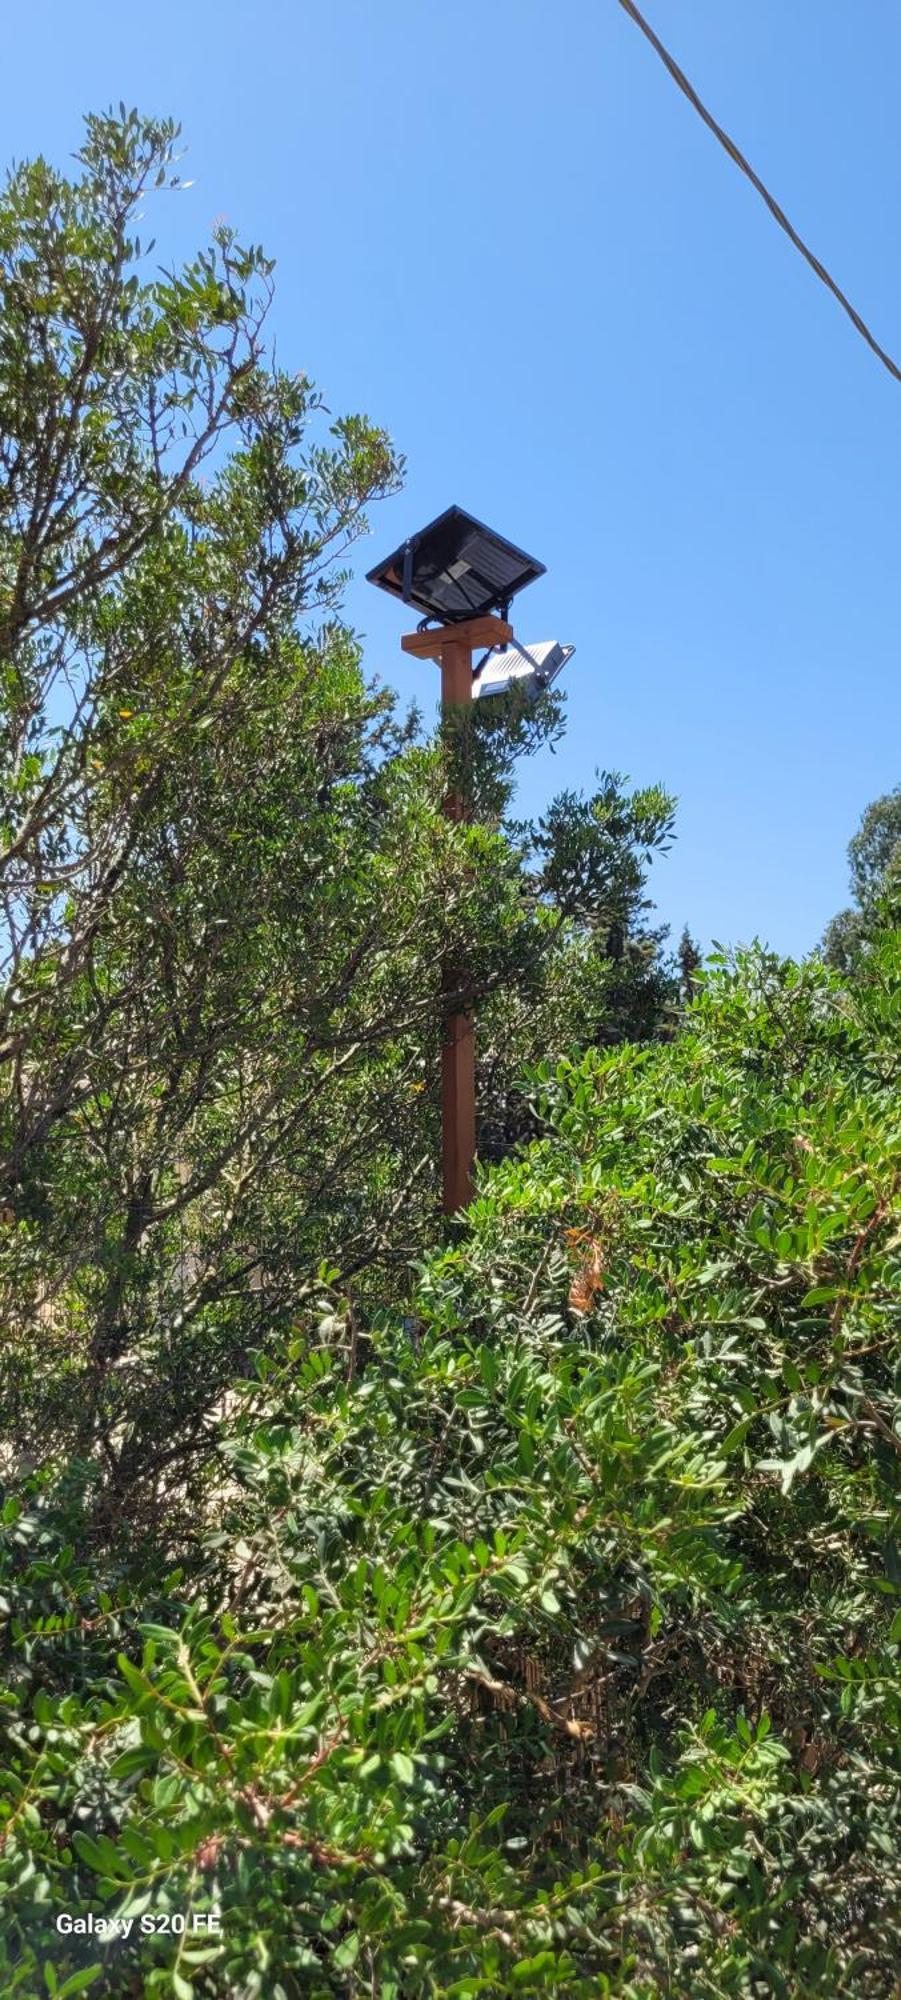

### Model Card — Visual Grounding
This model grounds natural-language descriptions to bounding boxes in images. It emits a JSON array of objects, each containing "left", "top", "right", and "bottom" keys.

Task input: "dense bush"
[{"left": 3, "top": 935, "right": 898, "bottom": 1996}]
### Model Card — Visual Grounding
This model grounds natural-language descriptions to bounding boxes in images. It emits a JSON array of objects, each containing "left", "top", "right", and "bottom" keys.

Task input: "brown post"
[
  {"left": 400, "top": 614, "right": 512, "bottom": 1216},
  {"left": 438, "top": 635, "right": 475, "bottom": 1213}
]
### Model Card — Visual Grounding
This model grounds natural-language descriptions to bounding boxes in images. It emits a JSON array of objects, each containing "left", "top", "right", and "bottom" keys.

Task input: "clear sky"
[{"left": 4, "top": 1, "right": 901, "bottom": 955}]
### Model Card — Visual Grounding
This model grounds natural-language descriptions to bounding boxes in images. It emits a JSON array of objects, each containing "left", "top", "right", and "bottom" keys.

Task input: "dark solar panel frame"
[{"left": 366, "top": 505, "right": 546, "bottom": 624}]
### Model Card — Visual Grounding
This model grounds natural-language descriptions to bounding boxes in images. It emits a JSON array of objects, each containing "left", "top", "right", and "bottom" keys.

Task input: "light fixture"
[
  {"left": 366, "top": 504, "right": 546, "bottom": 625},
  {"left": 473, "top": 638, "right": 575, "bottom": 701},
  {"left": 365, "top": 502, "right": 576, "bottom": 1216}
]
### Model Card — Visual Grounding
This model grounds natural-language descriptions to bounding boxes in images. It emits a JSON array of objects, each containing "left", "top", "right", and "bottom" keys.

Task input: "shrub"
[{"left": 2, "top": 936, "right": 899, "bottom": 1996}]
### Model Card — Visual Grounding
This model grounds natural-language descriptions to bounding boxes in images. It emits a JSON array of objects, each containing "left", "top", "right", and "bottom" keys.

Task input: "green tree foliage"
[
  {"left": 478, "top": 774, "right": 678, "bottom": 1164},
  {"left": 8, "top": 110, "right": 897, "bottom": 2000},
  {"left": 822, "top": 786, "right": 901, "bottom": 972},
  {"left": 0, "top": 113, "right": 676, "bottom": 1512},
  {"left": 3, "top": 931, "right": 898, "bottom": 1996},
  {"left": 0, "top": 107, "right": 439, "bottom": 1481},
  {"left": 677, "top": 922, "right": 702, "bottom": 999}
]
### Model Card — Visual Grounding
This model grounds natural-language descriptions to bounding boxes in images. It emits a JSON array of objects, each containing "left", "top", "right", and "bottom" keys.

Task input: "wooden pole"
[
  {"left": 400, "top": 615, "right": 512, "bottom": 1217},
  {"left": 439, "top": 636, "right": 475, "bottom": 1214}
]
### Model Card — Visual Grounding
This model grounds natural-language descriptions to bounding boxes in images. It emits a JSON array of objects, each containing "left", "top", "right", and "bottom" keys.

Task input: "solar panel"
[{"left": 366, "top": 505, "right": 546, "bottom": 624}]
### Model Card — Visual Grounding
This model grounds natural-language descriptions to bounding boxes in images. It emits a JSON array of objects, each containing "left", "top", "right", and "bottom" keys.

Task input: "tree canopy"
[
  {"left": 0, "top": 113, "right": 676, "bottom": 1514},
  {"left": 821, "top": 786, "right": 901, "bottom": 972}
]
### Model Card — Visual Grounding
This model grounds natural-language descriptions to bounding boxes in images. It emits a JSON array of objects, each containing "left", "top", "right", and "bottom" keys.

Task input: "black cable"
[{"left": 615, "top": 0, "right": 901, "bottom": 389}]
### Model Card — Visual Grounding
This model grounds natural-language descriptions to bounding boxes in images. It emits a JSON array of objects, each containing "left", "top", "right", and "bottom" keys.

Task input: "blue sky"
[{"left": 4, "top": 0, "right": 901, "bottom": 954}]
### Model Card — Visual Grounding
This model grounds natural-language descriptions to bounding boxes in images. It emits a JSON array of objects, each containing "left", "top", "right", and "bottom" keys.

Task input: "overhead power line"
[{"left": 614, "top": 0, "right": 901, "bottom": 389}]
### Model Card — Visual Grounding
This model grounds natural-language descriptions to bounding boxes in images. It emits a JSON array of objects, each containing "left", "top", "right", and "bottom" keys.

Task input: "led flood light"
[{"left": 473, "top": 639, "right": 575, "bottom": 700}]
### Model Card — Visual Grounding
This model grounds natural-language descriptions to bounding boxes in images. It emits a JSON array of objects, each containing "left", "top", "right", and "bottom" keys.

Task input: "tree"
[
  {"left": 677, "top": 920, "right": 702, "bottom": 998},
  {"left": 0, "top": 113, "right": 678, "bottom": 1517},
  {"left": 822, "top": 785, "right": 901, "bottom": 971},
  {"left": 0, "top": 111, "right": 542, "bottom": 1501},
  {"left": 477, "top": 770, "right": 679, "bottom": 1162}
]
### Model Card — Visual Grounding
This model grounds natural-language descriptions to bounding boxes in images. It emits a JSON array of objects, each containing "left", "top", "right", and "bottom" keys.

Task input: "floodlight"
[
  {"left": 473, "top": 639, "right": 574, "bottom": 701},
  {"left": 366, "top": 505, "right": 546, "bottom": 625}
]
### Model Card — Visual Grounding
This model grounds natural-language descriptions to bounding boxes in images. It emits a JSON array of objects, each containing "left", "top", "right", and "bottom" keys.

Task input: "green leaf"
[
  {"left": 72, "top": 1832, "right": 113, "bottom": 1876},
  {"left": 334, "top": 1932, "right": 360, "bottom": 1970},
  {"left": 57, "top": 1972, "right": 104, "bottom": 1999},
  {"left": 720, "top": 1416, "right": 754, "bottom": 1455},
  {"left": 109, "top": 1746, "right": 159, "bottom": 1779}
]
